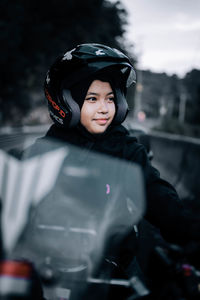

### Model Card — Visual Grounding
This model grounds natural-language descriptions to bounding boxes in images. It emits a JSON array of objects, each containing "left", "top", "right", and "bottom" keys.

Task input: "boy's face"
[{"left": 80, "top": 80, "right": 116, "bottom": 134}]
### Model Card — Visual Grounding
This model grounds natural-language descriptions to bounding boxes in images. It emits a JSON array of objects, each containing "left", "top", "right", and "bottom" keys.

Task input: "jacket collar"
[{"left": 45, "top": 123, "right": 129, "bottom": 143}]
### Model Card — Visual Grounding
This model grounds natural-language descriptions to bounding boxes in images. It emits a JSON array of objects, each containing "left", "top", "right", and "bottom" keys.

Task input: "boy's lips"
[{"left": 93, "top": 118, "right": 109, "bottom": 125}]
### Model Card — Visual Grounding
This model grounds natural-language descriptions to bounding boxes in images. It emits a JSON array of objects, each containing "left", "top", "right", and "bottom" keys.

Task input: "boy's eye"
[
  {"left": 107, "top": 97, "right": 115, "bottom": 102},
  {"left": 85, "top": 97, "right": 97, "bottom": 102}
]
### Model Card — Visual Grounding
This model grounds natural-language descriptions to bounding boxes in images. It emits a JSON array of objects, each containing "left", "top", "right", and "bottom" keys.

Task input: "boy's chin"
[{"left": 89, "top": 125, "right": 110, "bottom": 135}]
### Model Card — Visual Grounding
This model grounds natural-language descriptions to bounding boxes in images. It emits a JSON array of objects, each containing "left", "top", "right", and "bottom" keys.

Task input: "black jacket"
[{"left": 41, "top": 124, "right": 200, "bottom": 246}]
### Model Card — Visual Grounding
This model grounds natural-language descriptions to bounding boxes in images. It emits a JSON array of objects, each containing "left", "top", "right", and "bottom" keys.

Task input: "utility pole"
[
  {"left": 133, "top": 69, "right": 143, "bottom": 120},
  {"left": 178, "top": 84, "right": 187, "bottom": 123}
]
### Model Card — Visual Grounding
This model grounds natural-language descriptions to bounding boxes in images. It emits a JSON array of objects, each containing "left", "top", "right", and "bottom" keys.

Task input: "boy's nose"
[{"left": 98, "top": 99, "right": 108, "bottom": 113}]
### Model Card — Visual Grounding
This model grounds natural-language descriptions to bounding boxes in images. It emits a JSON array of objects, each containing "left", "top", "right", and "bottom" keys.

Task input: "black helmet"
[{"left": 44, "top": 43, "right": 136, "bottom": 128}]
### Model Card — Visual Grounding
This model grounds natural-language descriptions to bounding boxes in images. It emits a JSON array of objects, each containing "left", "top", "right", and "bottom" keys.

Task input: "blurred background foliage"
[
  {"left": 0, "top": 0, "right": 200, "bottom": 138},
  {"left": 0, "top": 0, "right": 133, "bottom": 124}
]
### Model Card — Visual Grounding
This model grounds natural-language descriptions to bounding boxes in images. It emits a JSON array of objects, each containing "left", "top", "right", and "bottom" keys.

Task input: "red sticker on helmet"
[{"left": 45, "top": 89, "right": 66, "bottom": 118}]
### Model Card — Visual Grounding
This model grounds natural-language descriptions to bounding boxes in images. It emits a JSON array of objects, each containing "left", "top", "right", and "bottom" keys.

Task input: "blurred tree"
[
  {"left": 138, "top": 69, "right": 200, "bottom": 138},
  {"left": 137, "top": 71, "right": 173, "bottom": 118},
  {"left": 0, "top": 0, "right": 134, "bottom": 125}
]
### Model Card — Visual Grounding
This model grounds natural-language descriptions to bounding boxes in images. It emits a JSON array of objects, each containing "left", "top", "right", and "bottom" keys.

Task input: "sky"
[{"left": 112, "top": 0, "right": 200, "bottom": 77}]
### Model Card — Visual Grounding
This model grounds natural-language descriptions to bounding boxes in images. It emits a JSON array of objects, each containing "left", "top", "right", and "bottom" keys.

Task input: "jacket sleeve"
[{"left": 131, "top": 143, "right": 200, "bottom": 244}]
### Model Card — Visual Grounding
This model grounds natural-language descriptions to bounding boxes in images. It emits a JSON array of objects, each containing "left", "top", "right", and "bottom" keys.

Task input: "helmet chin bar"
[
  {"left": 62, "top": 89, "right": 80, "bottom": 128},
  {"left": 113, "top": 88, "right": 128, "bottom": 125}
]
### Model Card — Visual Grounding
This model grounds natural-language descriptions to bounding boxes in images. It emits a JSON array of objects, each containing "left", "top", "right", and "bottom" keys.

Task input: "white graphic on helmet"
[
  {"left": 46, "top": 71, "right": 50, "bottom": 84},
  {"left": 95, "top": 49, "right": 106, "bottom": 56},
  {"left": 63, "top": 48, "right": 75, "bottom": 61},
  {"left": 121, "top": 67, "right": 128, "bottom": 74}
]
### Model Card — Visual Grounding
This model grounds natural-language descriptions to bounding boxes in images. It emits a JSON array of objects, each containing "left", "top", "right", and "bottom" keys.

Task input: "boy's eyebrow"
[{"left": 86, "top": 91, "right": 114, "bottom": 96}]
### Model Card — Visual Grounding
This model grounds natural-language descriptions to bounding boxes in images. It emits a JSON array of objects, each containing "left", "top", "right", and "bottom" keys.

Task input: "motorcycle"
[
  {"left": 0, "top": 136, "right": 148, "bottom": 299},
  {"left": 0, "top": 134, "right": 199, "bottom": 300}
]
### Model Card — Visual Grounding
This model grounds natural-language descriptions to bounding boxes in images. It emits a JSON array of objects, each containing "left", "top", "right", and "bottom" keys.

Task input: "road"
[{"left": 0, "top": 125, "right": 49, "bottom": 151}]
